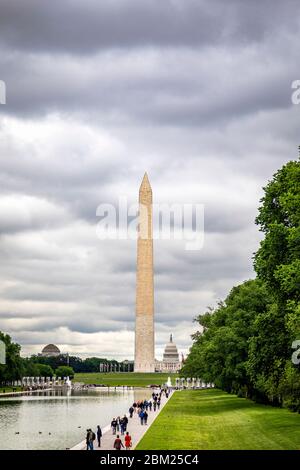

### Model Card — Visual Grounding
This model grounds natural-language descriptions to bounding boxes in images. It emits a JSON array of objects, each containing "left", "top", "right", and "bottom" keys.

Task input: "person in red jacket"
[{"left": 124, "top": 432, "right": 132, "bottom": 450}]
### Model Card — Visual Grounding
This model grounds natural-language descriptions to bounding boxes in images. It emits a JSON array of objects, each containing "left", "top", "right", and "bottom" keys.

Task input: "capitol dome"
[
  {"left": 163, "top": 334, "right": 179, "bottom": 363},
  {"left": 41, "top": 344, "right": 61, "bottom": 357}
]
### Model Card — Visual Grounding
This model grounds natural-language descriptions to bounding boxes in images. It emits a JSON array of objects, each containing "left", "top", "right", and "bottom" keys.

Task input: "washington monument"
[{"left": 134, "top": 173, "right": 155, "bottom": 372}]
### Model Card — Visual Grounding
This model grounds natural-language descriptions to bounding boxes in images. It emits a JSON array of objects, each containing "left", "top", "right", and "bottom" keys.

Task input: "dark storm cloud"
[
  {"left": 0, "top": 44, "right": 296, "bottom": 123},
  {"left": 0, "top": 0, "right": 299, "bottom": 125},
  {"left": 1, "top": 0, "right": 298, "bottom": 54},
  {"left": 0, "top": 0, "right": 299, "bottom": 357}
]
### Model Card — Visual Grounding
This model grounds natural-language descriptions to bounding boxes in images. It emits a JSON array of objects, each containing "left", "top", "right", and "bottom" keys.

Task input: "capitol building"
[{"left": 155, "top": 334, "right": 182, "bottom": 373}]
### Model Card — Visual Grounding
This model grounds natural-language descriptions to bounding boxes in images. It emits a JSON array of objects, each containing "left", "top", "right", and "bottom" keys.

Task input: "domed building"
[
  {"left": 155, "top": 334, "right": 181, "bottom": 373},
  {"left": 41, "top": 344, "right": 61, "bottom": 357}
]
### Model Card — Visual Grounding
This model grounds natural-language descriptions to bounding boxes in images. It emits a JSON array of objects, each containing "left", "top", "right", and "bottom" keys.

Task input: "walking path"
[{"left": 71, "top": 389, "right": 173, "bottom": 451}]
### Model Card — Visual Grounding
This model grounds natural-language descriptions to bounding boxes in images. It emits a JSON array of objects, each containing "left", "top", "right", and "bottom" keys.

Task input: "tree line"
[
  {"left": 0, "top": 332, "right": 124, "bottom": 384},
  {"left": 181, "top": 159, "right": 300, "bottom": 412}
]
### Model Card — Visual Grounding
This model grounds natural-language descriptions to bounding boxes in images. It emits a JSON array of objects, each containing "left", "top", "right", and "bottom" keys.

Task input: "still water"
[{"left": 0, "top": 388, "right": 149, "bottom": 450}]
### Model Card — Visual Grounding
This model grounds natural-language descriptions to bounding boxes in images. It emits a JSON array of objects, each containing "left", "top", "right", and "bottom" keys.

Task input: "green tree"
[
  {"left": 254, "top": 160, "right": 300, "bottom": 302},
  {"left": 0, "top": 331, "right": 24, "bottom": 383},
  {"left": 181, "top": 280, "right": 272, "bottom": 396},
  {"left": 29, "top": 354, "right": 69, "bottom": 370},
  {"left": 182, "top": 159, "right": 300, "bottom": 410},
  {"left": 24, "top": 354, "right": 117, "bottom": 373},
  {"left": 247, "top": 303, "right": 288, "bottom": 404},
  {"left": 253, "top": 159, "right": 300, "bottom": 408},
  {"left": 55, "top": 366, "right": 74, "bottom": 379},
  {"left": 36, "top": 364, "right": 54, "bottom": 377},
  {"left": 22, "top": 359, "right": 41, "bottom": 377}
]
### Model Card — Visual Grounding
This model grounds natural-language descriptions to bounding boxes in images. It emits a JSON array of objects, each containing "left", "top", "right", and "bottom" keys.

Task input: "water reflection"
[{"left": 0, "top": 388, "right": 150, "bottom": 450}]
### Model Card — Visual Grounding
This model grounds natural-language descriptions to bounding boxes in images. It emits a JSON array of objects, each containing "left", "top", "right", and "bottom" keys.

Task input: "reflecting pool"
[{"left": 0, "top": 388, "right": 149, "bottom": 450}]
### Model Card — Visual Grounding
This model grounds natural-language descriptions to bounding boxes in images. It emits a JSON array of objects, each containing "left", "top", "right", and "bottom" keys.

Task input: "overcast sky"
[{"left": 0, "top": 0, "right": 299, "bottom": 360}]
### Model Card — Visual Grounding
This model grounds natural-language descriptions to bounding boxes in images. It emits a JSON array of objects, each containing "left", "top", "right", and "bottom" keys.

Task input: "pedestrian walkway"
[{"left": 71, "top": 389, "right": 173, "bottom": 451}]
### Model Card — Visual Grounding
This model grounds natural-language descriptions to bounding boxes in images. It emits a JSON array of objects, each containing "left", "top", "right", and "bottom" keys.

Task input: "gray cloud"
[
  {"left": 0, "top": 41, "right": 298, "bottom": 124},
  {"left": 1, "top": 1, "right": 298, "bottom": 54},
  {"left": 0, "top": 1, "right": 299, "bottom": 358}
]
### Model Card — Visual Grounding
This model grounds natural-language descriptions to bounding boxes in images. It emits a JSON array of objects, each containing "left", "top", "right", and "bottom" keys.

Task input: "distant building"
[
  {"left": 41, "top": 344, "right": 61, "bottom": 357},
  {"left": 155, "top": 334, "right": 181, "bottom": 373}
]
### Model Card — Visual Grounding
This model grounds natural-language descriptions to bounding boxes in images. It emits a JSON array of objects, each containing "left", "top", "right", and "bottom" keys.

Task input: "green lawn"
[
  {"left": 0, "top": 386, "right": 22, "bottom": 394},
  {"left": 74, "top": 372, "right": 171, "bottom": 387},
  {"left": 137, "top": 389, "right": 300, "bottom": 450}
]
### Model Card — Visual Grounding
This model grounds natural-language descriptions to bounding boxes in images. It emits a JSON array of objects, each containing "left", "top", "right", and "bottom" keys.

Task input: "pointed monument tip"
[
  {"left": 142, "top": 172, "right": 149, "bottom": 183},
  {"left": 139, "top": 172, "right": 152, "bottom": 191}
]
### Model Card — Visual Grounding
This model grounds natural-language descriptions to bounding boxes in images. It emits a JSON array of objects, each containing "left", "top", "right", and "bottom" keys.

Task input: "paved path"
[{"left": 71, "top": 389, "right": 173, "bottom": 451}]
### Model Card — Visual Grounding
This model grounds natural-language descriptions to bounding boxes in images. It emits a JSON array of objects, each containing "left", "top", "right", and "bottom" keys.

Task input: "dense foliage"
[
  {"left": 0, "top": 332, "right": 24, "bottom": 382},
  {"left": 182, "top": 159, "right": 300, "bottom": 411},
  {"left": 55, "top": 365, "right": 74, "bottom": 379},
  {"left": 28, "top": 354, "right": 121, "bottom": 373}
]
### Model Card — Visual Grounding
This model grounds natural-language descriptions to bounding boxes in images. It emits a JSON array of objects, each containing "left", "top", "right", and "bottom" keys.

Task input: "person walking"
[
  {"left": 113, "top": 434, "right": 124, "bottom": 450},
  {"left": 157, "top": 399, "right": 161, "bottom": 410},
  {"left": 123, "top": 415, "right": 128, "bottom": 431},
  {"left": 116, "top": 416, "right": 121, "bottom": 432},
  {"left": 143, "top": 410, "right": 148, "bottom": 425},
  {"left": 139, "top": 409, "right": 145, "bottom": 425},
  {"left": 96, "top": 425, "right": 102, "bottom": 448},
  {"left": 153, "top": 401, "right": 157, "bottom": 412},
  {"left": 111, "top": 418, "right": 117, "bottom": 435},
  {"left": 124, "top": 432, "right": 132, "bottom": 450},
  {"left": 129, "top": 406, "right": 134, "bottom": 418},
  {"left": 148, "top": 400, "right": 152, "bottom": 411},
  {"left": 85, "top": 429, "right": 89, "bottom": 450},
  {"left": 120, "top": 417, "right": 125, "bottom": 435},
  {"left": 86, "top": 428, "right": 94, "bottom": 450},
  {"left": 91, "top": 428, "right": 96, "bottom": 449}
]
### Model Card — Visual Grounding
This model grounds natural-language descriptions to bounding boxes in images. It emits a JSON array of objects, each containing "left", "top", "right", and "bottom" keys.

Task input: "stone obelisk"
[{"left": 134, "top": 173, "right": 155, "bottom": 372}]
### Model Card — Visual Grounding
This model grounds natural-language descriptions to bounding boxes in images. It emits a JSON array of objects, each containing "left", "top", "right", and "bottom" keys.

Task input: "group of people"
[
  {"left": 112, "top": 432, "right": 132, "bottom": 450},
  {"left": 86, "top": 387, "right": 170, "bottom": 450},
  {"left": 85, "top": 425, "right": 102, "bottom": 450},
  {"left": 110, "top": 415, "right": 129, "bottom": 435}
]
